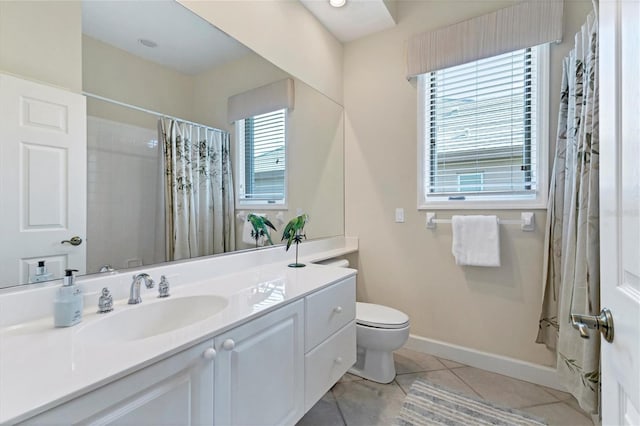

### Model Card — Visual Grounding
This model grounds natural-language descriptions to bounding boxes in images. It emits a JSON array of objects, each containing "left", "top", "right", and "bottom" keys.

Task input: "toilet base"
[{"left": 347, "top": 347, "right": 397, "bottom": 384}]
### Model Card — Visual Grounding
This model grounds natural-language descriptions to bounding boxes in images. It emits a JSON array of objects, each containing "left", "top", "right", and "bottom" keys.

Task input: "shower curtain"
[
  {"left": 536, "top": 11, "right": 599, "bottom": 414},
  {"left": 159, "top": 118, "right": 235, "bottom": 261}
]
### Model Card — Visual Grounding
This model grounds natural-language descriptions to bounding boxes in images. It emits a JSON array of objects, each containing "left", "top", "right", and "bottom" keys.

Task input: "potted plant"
[
  {"left": 282, "top": 213, "right": 309, "bottom": 268},
  {"left": 247, "top": 213, "right": 277, "bottom": 249}
]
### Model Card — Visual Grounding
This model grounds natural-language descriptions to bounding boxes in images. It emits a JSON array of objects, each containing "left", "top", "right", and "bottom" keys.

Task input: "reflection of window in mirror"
[{"left": 236, "top": 108, "right": 287, "bottom": 207}]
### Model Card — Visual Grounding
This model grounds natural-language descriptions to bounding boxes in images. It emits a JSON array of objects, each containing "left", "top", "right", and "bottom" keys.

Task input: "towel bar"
[{"left": 425, "top": 212, "right": 535, "bottom": 232}]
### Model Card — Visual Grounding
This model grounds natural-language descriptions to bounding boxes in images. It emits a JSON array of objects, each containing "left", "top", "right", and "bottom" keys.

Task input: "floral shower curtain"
[
  {"left": 159, "top": 118, "right": 235, "bottom": 261},
  {"left": 536, "top": 11, "right": 599, "bottom": 414}
]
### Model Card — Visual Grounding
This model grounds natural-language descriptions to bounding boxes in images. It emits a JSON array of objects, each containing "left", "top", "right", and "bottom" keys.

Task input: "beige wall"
[
  {"left": 178, "top": 0, "right": 344, "bottom": 105},
  {"left": 0, "top": 1, "right": 82, "bottom": 92},
  {"left": 83, "top": 35, "right": 195, "bottom": 129},
  {"left": 343, "top": 0, "right": 593, "bottom": 366},
  {"left": 193, "top": 53, "right": 345, "bottom": 248}
]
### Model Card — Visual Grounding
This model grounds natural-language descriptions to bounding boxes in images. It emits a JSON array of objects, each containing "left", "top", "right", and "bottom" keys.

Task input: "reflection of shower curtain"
[
  {"left": 159, "top": 118, "right": 235, "bottom": 261},
  {"left": 536, "top": 11, "right": 599, "bottom": 414}
]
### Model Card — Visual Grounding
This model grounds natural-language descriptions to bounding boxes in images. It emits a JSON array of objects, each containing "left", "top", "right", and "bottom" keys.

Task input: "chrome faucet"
[{"left": 128, "top": 273, "right": 155, "bottom": 304}]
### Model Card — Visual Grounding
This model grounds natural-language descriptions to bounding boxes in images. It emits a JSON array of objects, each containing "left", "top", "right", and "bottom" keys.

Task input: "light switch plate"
[{"left": 395, "top": 208, "right": 405, "bottom": 223}]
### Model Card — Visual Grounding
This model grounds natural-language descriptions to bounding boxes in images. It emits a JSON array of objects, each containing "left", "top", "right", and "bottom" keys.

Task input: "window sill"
[
  {"left": 418, "top": 199, "right": 547, "bottom": 210},
  {"left": 236, "top": 202, "right": 288, "bottom": 211}
]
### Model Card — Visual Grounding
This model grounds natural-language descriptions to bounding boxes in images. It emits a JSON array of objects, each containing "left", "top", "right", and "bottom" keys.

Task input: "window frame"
[
  {"left": 235, "top": 108, "right": 289, "bottom": 210},
  {"left": 417, "top": 44, "right": 550, "bottom": 210}
]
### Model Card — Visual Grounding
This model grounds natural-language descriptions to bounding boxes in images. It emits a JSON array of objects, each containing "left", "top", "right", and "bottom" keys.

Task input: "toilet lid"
[{"left": 356, "top": 302, "right": 409, "bottom": 329}]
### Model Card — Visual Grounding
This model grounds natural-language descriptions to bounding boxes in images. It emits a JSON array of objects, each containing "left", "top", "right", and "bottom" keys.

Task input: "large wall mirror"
[{"left": 0, "top": 0, "right": 344, "bottom": 289}]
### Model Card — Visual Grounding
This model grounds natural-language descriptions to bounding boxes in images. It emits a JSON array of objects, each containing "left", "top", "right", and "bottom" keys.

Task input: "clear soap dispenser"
[{"left": 54, "top": 269, "right": 83, "bottom": 327}]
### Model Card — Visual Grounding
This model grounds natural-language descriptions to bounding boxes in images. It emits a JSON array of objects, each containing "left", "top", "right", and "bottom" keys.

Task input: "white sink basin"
[{"left": 77, "top": 295, "right": 228, "bottom": 342}]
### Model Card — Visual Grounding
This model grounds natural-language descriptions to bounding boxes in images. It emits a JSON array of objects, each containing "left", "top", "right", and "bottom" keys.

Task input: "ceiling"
[
  {"left": 82, "top": 0, "right": 397, "bottom": 76},
  {"left": 82, "top": 0, "right": 251, "bottom": 75},
  {"left": 298, "top": 0, "right": 397, "bottom": 43}
]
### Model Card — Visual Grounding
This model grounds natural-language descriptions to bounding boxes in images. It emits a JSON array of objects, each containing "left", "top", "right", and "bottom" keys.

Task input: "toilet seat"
[{"left": 356, "top": 302, "right": 409, "bottom": 329}]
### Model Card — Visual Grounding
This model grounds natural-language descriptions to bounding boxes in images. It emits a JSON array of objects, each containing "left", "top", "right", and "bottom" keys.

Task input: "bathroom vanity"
[{"left": 0, "top": 238, "right": 357, "bottom": 425}]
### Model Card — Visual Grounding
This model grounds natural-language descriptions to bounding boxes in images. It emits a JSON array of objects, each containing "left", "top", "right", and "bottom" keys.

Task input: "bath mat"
[{"left": 395, "top": 379, "right": 547, "bottom": 426}]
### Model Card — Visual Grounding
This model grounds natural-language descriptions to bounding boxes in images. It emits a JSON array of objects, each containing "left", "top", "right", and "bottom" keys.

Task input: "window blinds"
[
  {"left": 243, "top": 109, "right": 286, "bottom": 201},
  {"left": 423, "top": 48, "right": 538, "bottom": 197}
]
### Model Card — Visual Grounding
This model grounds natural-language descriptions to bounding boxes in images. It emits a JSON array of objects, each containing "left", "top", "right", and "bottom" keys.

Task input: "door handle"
[
  {"left": 61, "top": 236, "right": 83, "bottom": 246},
  {"left": 570, "top": 308, "right": 614, "bottom": 343}
]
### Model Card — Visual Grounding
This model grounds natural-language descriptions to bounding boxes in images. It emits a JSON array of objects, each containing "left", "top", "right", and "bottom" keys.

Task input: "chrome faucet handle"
[
  {"left": 128, "top": 273, "right": 155, "bottom": 304},
  {"left": 97, "top": 287, "right": 114, "bottom": 313},
  {"left": 158, "top": 275, "right": 170, "bottom": 298}
]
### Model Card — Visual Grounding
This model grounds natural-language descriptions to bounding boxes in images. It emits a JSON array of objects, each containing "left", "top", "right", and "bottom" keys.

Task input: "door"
[
  {"left": 599, "top": 1, "right": 640, "bottom": 424},
  {"left": 214, "top": 300, "right": 304, "bottom": 426},
  {"left": 0, "top": 73, "right": 86, "bottom": 286}
]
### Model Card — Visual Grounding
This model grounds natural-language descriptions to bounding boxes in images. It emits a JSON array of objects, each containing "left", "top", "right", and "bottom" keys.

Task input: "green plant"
[
  {"left": 281, "top": 213, "right": 309, "bottom": 267},
  {"left": 247, "top": 213, "right": 277, "bottom": 249}
]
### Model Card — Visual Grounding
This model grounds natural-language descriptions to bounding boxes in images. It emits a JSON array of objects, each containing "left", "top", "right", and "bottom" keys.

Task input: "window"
[
  {"left": 418, "top": 45, "right": 548, "bottom": 209},
  {"left": 458, "top": 173, "right": 484, "bottom": 193},
  {"left": 236, "top": 108, "right": 287, "bottom": 207}
]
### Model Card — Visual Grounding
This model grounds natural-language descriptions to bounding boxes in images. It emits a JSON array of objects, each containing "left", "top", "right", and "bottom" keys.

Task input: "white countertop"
[{"left": 0, "top": 259, "right": 356, "bottom": 423}]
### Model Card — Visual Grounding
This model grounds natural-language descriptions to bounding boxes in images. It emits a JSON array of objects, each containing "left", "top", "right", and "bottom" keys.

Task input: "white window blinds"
[
  {"left": 422, "top": 47, "right": 538, "bottom": 198},
  {"left": 239, "top": 108, "right": 286, "bottom": 203}
]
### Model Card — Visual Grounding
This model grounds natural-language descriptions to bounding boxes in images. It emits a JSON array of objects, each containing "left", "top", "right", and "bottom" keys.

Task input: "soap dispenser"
[
  {"left": 54, "top": 269, "right": 83, "bottom": 327},
  {"left": 30, "top": 260, "right": 53, "bottom": 283}
]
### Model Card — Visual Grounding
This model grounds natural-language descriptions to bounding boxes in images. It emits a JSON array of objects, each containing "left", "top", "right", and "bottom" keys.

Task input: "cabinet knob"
[
  {"left": 222, "top": 339, "right": 235, "bottom": 351},
  {"left": 202, "top": 348, "right": 217, "bottom": 360},
  {"left": 333, "top": 306, "right": 343, "bottom": 314},
  {"left": 335, "top": 357, "right": 343, "bottom": 364}
]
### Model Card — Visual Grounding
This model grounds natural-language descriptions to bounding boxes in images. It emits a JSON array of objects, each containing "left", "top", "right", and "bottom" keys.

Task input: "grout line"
[
  {"left": 560, "top": 400, "right": 595, "bottom": 421},
  {"left": 536, "top": 385, "right": 568, "bottom": 403},
  {"left": 395, "top": 378, "right": 408, "bottom": 396},
  {"left": 448, "top": 367, "right": 486, "bottom": 400},
  {"left": 331, "top": 388, "right": 349, "bottom": 426}
]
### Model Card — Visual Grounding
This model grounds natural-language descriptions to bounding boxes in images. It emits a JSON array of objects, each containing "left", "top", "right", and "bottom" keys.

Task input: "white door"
[
  {"left": 0, "top": 73, "right": 86, "bottom": 286},
  {"left": 214, "top": 300, "right": 304, "bottom": 426},
  {"left": 599, "top": 1, "right": 640, "bottom": 424}
]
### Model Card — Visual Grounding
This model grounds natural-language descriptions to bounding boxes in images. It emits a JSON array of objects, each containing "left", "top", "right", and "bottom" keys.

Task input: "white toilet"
[{"left": 348, "top": 302, "right": 410, "bottom": 384}]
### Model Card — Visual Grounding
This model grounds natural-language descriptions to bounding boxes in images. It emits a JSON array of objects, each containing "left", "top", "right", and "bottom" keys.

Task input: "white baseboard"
[{"left": 405, "top": 334, "right": 565, "bottom": 391}]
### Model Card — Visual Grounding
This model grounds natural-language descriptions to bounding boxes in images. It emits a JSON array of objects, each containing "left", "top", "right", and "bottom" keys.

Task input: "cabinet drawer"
[
  {"left": 305, "top": 276, "right": 355, "bottom": 352},
  {"left": 304, "top": 321, "right": 356, "bottom": 411}
]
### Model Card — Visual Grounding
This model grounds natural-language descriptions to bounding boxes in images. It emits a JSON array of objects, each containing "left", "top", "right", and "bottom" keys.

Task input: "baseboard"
[{"left": 405, "top": 334, "right": 565, "bottom": 391}]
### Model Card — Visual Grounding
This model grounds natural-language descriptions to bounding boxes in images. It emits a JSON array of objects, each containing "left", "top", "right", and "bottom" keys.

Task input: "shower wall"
[{"left": 86, "top": 116, "right": 162, "bottom": 274}]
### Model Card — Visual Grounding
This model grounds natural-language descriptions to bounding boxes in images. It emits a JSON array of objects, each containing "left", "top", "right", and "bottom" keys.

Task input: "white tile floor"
[{"left": 297, "top": 348, "right": 595, "bottom": 426}]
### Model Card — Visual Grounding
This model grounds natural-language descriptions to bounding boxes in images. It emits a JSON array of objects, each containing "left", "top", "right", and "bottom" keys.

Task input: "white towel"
[
  {"left": 451, "top": 215, "right": 500, "bottom": 267},
  {"left": 241, "top": 214, "right": 270, "bottom": 246}
]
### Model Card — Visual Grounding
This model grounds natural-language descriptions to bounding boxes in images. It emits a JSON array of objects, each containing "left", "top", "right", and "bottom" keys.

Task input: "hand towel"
[
  {"left": 451, "top": 215, "right": 500, "bottom": 267},
  {"left": 241, "top": 214, "right": 270, "bottom": 246}
]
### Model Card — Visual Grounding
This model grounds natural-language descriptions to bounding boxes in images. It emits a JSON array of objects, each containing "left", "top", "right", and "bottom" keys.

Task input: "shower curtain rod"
[{"left": 83, "top": 91, "right": 227, "bottom": 133}]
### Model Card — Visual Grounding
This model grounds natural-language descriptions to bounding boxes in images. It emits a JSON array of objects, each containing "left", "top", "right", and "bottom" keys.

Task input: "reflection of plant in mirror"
[
  {"left": 248, "top": 213, "right": 277, "bottom": 249},
  {"left": 282, "top": 214, "right": 309, "bottom": 268}
]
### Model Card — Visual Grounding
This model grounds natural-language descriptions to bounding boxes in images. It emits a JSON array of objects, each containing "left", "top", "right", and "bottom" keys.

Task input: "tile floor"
[{"left": 297, "top": 348, "right": 595, "bottom": 426}]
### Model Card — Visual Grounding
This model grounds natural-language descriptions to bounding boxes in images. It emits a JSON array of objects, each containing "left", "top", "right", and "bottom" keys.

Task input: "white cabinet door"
[
  {"left": 0, "top": 73, "right": 87, "bottom": 286},
  {"left": 600, "top": 1, "right": 640, "bottom": 424},
  {"left": 214, "top": 300, "right": 304, "bottom": 426},
  {"left": 22, "top": 340, "right": 215, "bottom": 425}
]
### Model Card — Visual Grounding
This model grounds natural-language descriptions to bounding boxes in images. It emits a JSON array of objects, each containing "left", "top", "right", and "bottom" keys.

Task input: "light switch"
[{"left": 395, "top": 208, "right": 405, "bottom": 223}]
